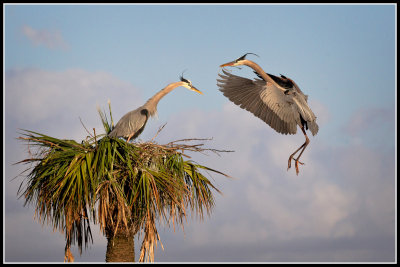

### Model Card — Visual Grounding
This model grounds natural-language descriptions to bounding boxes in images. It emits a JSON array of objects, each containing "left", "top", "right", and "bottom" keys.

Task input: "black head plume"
[
  {"left": 179, "top": 69, "right": 191, "bottom": 84},
  {"left": 179, "top": 70, "right": 189, "bottom": 83},
  {"left": 236, "top": 52, "right": 260, "bottom": 62}
]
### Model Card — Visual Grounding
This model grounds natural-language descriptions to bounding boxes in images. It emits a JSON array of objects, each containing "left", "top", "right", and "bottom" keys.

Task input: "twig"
[
  {"left": 138, "top": 138, "right": 234, "bottom": 158},
  {"left": 80, "top": 117, "right": 94, "bottom": 138},
  {"left": 151, "top": 123, "right": 167, "bottom": 142},
  {"left": 167, "top": 138, "right": 213, "bottom": 145}
]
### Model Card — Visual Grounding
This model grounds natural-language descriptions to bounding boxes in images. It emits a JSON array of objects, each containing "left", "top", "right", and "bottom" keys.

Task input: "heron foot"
[
  {"left": 294, "top": 159, "right": 304, "bottom": 175},
  {"left": 287, "top": 156, "right": 304, "bottom": 175},
  {"left": 287, "top": 154, "right": 295, "bottom": 170}
]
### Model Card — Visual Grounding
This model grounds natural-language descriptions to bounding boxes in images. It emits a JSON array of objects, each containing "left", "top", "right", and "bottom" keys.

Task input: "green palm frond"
[{"left": 17, "top": 102, "right": 232, "bottom": 262}]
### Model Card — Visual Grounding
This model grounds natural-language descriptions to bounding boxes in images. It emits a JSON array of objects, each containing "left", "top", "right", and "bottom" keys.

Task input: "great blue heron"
[
  {"left": 108, "top": 75, "right": 202, "bottom": 142},
  {"left": 217, "top": 53, "right": 318, "bottom": 175}
]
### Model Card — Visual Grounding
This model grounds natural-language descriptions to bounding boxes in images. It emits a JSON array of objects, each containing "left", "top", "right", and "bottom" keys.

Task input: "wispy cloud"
[
  {"left": 342, "top": 106, "right": 395, "bottom": 149},
  {"left": 21, "top": 25, "right": 69, "bottom": 50},
  {"left": 343, "top": 107, "right": 395, "bottom": 137},
  {"left": 5, "top": 68, "right": 142, "bottom": 140}
]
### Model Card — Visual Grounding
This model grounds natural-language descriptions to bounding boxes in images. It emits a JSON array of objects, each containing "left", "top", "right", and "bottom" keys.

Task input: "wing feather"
[
  {"left": 217, "top": 70, "right": 297, "bottom": 135},
  {"left": 108, "top": 107, "right": 149, "bottom": 139}
]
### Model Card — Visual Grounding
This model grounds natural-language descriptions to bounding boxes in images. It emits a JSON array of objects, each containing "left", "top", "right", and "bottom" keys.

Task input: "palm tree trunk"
[{"left": 105, "top": 234, "right": 135, "bottom": 262}]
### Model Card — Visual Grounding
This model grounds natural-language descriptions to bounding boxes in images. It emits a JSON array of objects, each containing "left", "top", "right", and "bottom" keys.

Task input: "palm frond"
[{"left": 16, "top": 102, "right": 233, "bottom": 262}]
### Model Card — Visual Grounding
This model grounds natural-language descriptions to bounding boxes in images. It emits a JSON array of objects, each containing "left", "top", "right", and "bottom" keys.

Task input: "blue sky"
[{"left": 4, "top": 4, "right": 396, "bottom": 263}]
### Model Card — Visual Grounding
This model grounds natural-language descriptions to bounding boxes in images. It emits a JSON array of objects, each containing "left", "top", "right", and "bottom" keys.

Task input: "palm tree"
[{"left": 16, "top": 102, "right": 231, "bottom": 262}]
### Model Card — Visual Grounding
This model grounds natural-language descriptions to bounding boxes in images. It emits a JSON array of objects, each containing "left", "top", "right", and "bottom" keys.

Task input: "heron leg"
[
  {"left": 126, "top": 133, "right": 134, "bottom": 143},
  {"left": 287, "top": 126, "right": 310, "bottom": 175}
]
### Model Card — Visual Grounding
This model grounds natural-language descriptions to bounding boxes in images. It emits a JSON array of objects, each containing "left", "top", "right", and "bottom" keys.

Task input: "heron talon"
[
  {"left": 294, "top": 159, "right": 305, "bottom": 175},
  {"left": 288, "top": 156, "right": 305, "bottom": 175},
  {"left": 287, "top": 156, "right": 293, "bottom": 170}
]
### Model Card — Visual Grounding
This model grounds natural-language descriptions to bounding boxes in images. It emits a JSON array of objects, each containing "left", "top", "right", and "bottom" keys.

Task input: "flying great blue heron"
[
  {"left": 109, "top": 75, "right": 202, "bottom": 142},
  {"left": 217, "top": 53, "right": 318, "bottom": 175}
]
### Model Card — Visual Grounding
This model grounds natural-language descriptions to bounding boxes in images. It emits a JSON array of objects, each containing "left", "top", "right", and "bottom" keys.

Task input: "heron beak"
[
  {"left": 191, "top": 86, "right": 203, "bottom": 95},
  {"left": 220, "top": 61, "right": 235, "bottom": 68}
]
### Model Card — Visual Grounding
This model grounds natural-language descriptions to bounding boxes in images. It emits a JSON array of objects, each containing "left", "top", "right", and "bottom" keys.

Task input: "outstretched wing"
[
  {"left": 108, "top": 107, "right": 149, "bottom": 139},
  {"left": 217, "top": 69, "right": 298, "bottom": 135}
]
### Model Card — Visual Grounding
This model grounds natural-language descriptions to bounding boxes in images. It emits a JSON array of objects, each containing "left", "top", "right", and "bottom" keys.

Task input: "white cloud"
[
  {"left": 21, "top": 25, "right": 69, "bottom": 50},
  {"left": 344, "top": 106, "right": 395, "bottom": 137},
  {"left": 5, "top": 68, "right": 142, "bottom": 140},
  {"left": 309, "top": 99, "right": 331, "bottom": 127}
]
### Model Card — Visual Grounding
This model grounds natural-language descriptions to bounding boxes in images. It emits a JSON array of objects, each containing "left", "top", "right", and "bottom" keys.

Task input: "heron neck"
[
  {"left": 143, "top": 82, "right": 184, "bottom": 116},
  {"left": 243, "top": 60, "right": 280, "bottom": 87}
]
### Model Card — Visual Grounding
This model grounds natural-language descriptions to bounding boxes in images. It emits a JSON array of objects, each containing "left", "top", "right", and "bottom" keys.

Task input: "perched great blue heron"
[
  {"left": 109, "top": 75, "right": 202, "bottom": 142},
  {"left": 217, "top": 53, "right": 318, "bottom": 175}
]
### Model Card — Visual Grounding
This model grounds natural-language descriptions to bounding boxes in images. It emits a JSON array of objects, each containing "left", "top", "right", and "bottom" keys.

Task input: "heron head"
[
  {"left": 220, "top": 53, "right": 259, "bottom": 67},
  {"left": 180, "top": 75, "right": 203, "bottom": 95}
]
